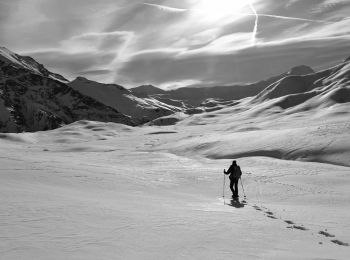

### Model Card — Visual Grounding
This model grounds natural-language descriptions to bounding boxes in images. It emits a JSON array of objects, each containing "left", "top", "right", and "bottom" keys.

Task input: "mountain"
[
  {"left": 2, "top": 45, "right": 348, "bottom": 133},
  {"left": 253, "top": 57, "right": 350, "bottom": 111},
  {"left": 68, "top": 77, "right": 181, "bottom": 123},
  {"left": 0, "top": 47, "right": 69, "bottom": 83},
  {"left": 130, "top": 65, "right": 315, "bottom": 106},
  {"left": 0, "top": 47, "right": 134, "bottom": 132},
  {"left": 130, "top": 84, "right": 166, "bottom": 98}
]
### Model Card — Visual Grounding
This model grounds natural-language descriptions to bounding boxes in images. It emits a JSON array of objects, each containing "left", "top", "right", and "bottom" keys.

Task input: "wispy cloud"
[{"left": 1, "top": 0, "right": 349, "bottom": 87}]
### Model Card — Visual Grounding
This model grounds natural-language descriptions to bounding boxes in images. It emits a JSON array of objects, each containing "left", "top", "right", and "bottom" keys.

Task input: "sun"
[{"left": 194, "top": 0, "right": 249, "bottom": 22}]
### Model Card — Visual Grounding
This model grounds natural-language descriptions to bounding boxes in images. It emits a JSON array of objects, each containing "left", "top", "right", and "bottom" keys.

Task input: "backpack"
[{"left": 231, "top": 165, "right": 242, "bottom": 179}]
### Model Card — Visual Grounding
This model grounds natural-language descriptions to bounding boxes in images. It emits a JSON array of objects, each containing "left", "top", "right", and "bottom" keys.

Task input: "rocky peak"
[
  {"left": 0, "top": 46, "right": 68, "bottom": 82},
  {"left": 72, "top": 77, "right": 127, "bottom": 91}
]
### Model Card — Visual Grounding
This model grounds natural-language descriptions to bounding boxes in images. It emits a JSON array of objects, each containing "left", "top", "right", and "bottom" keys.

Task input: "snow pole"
[
  {"left": 223, "top": 171, "right": 226, "bottom": 205},
  {"left": 240, "top": 177, "right": 246, "bottom": 198}
]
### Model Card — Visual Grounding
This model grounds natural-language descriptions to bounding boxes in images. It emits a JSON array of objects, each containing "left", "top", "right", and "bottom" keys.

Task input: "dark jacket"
[{"left": 225, "top": 164, "right": 242, "bottom": 180}]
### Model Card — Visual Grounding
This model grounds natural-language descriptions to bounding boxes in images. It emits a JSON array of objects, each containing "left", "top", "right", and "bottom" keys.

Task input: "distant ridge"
[
  {"left": 252, "top": 57, "right": 350, "bottom": 111},
  {"left": 1, "top": 45, "right": 349, "bottom": 133},
  {"left": 69, "top": 78, "right": 180, "bottom": 123},
  {"left": 130, "top": 65, "right": 315, "bottom": 106}
]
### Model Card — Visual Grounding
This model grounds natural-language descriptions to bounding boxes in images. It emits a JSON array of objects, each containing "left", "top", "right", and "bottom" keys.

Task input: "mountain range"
[{"left": 0, "top": 46, "right": 349, "bottom": 132}]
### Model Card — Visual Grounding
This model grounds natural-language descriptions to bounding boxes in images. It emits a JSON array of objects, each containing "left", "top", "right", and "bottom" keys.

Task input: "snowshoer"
[{"left": 224, "top": 160, "right": 242, "bottom": 199}]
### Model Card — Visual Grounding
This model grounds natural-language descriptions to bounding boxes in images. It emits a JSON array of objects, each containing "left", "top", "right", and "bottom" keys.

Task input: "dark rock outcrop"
[{"left": 0, "top": 48, "right": 134, "bottom": 133}]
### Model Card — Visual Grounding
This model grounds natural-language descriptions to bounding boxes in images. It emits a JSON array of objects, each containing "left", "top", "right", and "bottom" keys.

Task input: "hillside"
[
  {"left": 69, "top": 77, "right": 181, "bottom": 123},
  {"left": 253, "top": 57, "right": 350, "bottom": 112},
  {"left": 0, "top": 48, "right": 134, "bottom": 132}
]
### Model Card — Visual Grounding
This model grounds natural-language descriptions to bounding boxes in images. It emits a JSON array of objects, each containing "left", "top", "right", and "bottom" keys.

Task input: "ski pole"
[
  {"left": 240, "top": 177, "right": 246, "bottom": 198},
  {"left": 223, "top": 172, "right": 226, "bottom": 205}
]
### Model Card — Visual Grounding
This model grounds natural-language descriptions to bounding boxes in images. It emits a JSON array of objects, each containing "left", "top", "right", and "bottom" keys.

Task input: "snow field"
[{"left": 1, "top": 117, "right": 349, "bottom": 259}]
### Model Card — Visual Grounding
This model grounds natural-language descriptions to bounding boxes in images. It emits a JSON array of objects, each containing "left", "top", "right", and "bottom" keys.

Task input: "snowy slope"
[
  {"left": 1, "top": 51, "right": 350, "bottom": 259},
  {"left": 161, "top": 57, "right": 350, "bottom": 167},
  {"left": 68, "top": 77, "right": 181, "bottom": 123},
  {"left": 253, "top": 57, "right": 350, "bottom": 112},
  {"left": 0, "top": 116, "right": 349, "bottom": 259}
]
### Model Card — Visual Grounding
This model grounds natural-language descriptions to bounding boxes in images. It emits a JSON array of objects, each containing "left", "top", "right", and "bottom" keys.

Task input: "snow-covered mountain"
[
  {"left": 253, "top": 56, "right": 350, "bottom": 111},
  {"left": 68, "top": 77, "right": 181, "bottom": 123},
  {"left": 1, "top": 46, "right": 349, "bottom": 133},
  {"left": 131, "top": 65, "right": 315, "bottom": 107},
  {"left": 0, "top": 48, "right": 134, "bottom": 132},
  {"left": 141, "top": 59, "right": 350, "bottom": 126}
]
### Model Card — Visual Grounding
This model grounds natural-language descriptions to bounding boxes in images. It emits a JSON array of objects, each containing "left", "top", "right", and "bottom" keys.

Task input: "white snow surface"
[{"left": 1, "top": 106, "right": 350, "bottom": 259}]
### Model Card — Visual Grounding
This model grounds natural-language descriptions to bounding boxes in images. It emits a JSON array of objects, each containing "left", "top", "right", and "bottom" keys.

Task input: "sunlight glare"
[{"left": 194, "top": 0, "right": 248, "bottom": 21}]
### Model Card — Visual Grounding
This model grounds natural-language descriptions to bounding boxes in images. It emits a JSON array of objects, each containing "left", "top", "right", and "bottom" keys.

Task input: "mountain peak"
[
  {"left": 131, "top": 84, "right": 166, "bottom": 98},
  {"left": 72, "top": 76, "right": 127, "bottom": 91},
  {"left": 288, "top": 65, "right": 314, "bottom": 76},
  {"left": 0, "top": 46, "right": 12, "bottom": 53},
  {"left": 74, "top": 76, "right": 89, "bottom": 82},
  {"left": 0, "top": 46, "right": 68, "bottom": 82}
]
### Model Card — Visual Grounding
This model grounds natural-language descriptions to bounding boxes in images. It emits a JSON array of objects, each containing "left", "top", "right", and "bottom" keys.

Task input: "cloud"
[
  {"left": 180, "top": 33, "right": 255, "bottom": 55},
  {"left": 1, "top": 0, "right": 350, "bottom": 88},
  {"left": 312, "top": 0, "right": 350, "bottom": 15},
  {"left": 60, "top": 31, "right": 134, "bottom": 53},
  {"left": 24, "top": 49, "right": 117, "bottom": 82},
  {"left": 79, "top": 69, "right": 112, "bottom": 77},
  {"left": 118, "top": 36, "right": 350, "bottom": 88}
]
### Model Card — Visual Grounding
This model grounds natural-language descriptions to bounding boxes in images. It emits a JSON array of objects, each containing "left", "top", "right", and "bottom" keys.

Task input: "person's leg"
[
  {"left": 230, "top": 181, "right": 235, "bottom": 195},
  {"left": 234, "top": 179, "right": 239, "bottom": 197}
]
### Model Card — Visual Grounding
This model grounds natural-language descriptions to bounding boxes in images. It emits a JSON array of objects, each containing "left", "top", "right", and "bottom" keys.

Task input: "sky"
[{"left": 0, "top": 0, "right": 350, "bottom": 89}]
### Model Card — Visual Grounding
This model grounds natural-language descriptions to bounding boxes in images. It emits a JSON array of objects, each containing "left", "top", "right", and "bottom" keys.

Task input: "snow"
[
  {"left": 1, "top": 106, "right": 350, "bottom": 259},
  {"left": 1, "top": 48, "right": 350, "bottom": 258}
]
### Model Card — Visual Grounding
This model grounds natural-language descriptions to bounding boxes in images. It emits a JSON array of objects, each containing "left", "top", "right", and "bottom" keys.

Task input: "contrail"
[
  {"left": 241, "top": 13, "right": 329, "bottom": 23},
  {"left": 247, "top": 0, "right": 259, "bottom": 46},
  {"left": 143, "top": 2, "right": 328, "bottom": 23},
  {"left": 143, "top": 3, "right": 187, "bottom": 13},
  {"left": 143, "top": 1, "right": 332, "bottom": 39}
]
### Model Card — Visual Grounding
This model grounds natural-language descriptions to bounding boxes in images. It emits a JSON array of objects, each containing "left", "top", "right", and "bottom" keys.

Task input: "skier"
[{"left": 224, "top": 160, "right": 242, "bottom": 199}]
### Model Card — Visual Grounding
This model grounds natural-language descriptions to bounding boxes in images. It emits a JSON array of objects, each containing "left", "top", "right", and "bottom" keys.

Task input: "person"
[{"left": 224, "top": 160, "right": 242, "bottom": 199}]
